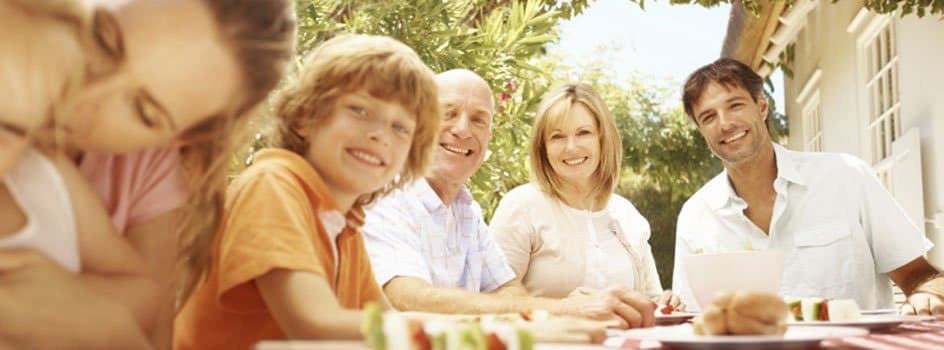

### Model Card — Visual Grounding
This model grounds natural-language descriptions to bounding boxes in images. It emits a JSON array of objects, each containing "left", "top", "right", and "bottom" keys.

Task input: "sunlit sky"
[{"left": 549, "top": 0, "right": 786, "bottom": 111}]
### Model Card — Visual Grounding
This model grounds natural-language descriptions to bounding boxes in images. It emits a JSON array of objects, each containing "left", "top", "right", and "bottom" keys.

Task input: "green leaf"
[{"left": 515, "top": 34, "right": 558, "bottom": 45}]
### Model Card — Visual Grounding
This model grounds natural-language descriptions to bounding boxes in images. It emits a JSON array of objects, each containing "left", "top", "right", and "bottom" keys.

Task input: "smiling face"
[
  {"left": 300, "top": 90, "right": 416, "bottom": 205},
  {"left": 545, "top": 103, "right": 601, "bottom": 187},
  {"left": 428, "top": 70, "right": 494, "bottom": 185},
  {"left": 692, "top": 82, "right": 770, "bottom": 166},
  {"left": 61, "top": 0, "right": 241, "bottom": 153}
]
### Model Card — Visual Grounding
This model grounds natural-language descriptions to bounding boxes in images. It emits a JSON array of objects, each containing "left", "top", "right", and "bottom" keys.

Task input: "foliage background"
[
  {"left": 268, "top": 0, "right": 928, "bottom": 288},
  {"left": 277, "top": 0, "right": 773, "bottom": 289}
]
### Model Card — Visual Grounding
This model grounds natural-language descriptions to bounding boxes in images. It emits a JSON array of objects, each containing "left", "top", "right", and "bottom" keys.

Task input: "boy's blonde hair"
[
  {"left": 530, "top": 83, "right": 623, "bottom": 210},
  {"left": 272, "top": 34, "right": 440, "bottom": 205}
]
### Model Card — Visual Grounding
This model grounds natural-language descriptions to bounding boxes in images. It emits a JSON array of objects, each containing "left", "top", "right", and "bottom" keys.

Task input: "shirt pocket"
[{"left": 782, "top": 223, "right": 856, "bottom": 297}]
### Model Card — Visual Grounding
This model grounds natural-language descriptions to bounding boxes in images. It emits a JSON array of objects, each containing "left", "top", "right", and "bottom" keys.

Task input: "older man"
[
  {"left": 673, "top": 58, "right": 944, "bottom": 315},
  {"left": 363, "top": 69, "right": 656, "bottom": 328}
]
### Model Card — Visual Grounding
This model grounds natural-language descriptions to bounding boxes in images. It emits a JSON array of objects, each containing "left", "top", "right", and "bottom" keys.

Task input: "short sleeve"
[
  {"left": 78, "top": 147, "right": 189, "bottom": 233},
  {"left": 472, "top": 202, "right": 516, "bottom": 293},
  {"left": 216, "top": 169, "right": 326, "bottom": 309},
  {"left": 362, "top": 196, "right": 432, "bottom": 286},
  {"left": 849, "top": 156, "right": 931, "bottom": 273},
  {"left": 488, "top": 189, "right": 534, "bottom": 283},
  {"left": 125, "top": 147, "right": 189, "bottom": 227}
]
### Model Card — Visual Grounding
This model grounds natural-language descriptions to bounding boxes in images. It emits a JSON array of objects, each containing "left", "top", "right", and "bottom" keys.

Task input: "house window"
[
  {"left": 795, "top": 68, "right": 823, "bottom": 152},
  {"left": 801, "top": 91, "right": 823, "bottom": 152},
  {"left": 858, "top": 16, "right": 901, "bottom": 188}
]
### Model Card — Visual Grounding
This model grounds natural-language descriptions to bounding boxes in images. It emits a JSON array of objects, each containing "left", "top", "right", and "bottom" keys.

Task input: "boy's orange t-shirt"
[{"left": 173, "top": 148, "right": 383, "bottom": 350}]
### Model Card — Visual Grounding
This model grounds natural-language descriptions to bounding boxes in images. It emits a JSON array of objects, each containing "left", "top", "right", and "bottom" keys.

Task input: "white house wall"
[
  {"left": 896, "top": 15, "right": 944, "bottom": 261},
  {"left": 784, "top": 0, "right": 863, "bottom": 155},
  {"left": 782, "top": 0, "right": 944, "bottom": 264}
]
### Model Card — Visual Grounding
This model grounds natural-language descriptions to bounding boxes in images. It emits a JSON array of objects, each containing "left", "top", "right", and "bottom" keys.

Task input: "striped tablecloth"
[
  {"left": 613, "top": 321, "right": 944, "bottom": 349},
  {"left": 823, "top": 321, "right": 944, "bottom": 349}
]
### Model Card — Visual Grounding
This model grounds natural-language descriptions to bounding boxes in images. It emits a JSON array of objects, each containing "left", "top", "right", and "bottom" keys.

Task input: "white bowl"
[{"left": 683, "top": 250, "right": 784, "bottom": 311}]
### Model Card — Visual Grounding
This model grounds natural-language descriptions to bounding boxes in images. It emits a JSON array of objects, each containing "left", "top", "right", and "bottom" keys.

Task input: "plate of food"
[
  {"left": 655, "top": 312, "right": 698, "bottom": 326},
  {"left": 621, "top": 324, "right": 867, "bottom": 349},
  {"left": 788, "top": 315, "right": 935, "bottom": 330},
  {"left": 860, "top": 308, "right": 899, "bottom": 316},
  {"left": 362, "top": 304, "right": 537, "bottom": 350},
  {"left": 784, "top": 297, "right": 935, "bottom": 330},
  {"left": 653, "top": 303, "right": 697, "bottom": 325},
  {"left": 619, "top": 290, "right": 868, "bottom": 349}
]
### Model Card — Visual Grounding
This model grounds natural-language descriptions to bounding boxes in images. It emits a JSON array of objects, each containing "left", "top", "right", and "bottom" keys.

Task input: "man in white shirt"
[
  {"left": 363, "top": 69, "right": 656, "bottom": 328},
  {"left": 672, "top": 58, "right": 944, "bottom": 315}
]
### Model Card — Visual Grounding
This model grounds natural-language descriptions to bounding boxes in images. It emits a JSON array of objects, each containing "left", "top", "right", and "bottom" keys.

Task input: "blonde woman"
[
  {"left": 0, "top": 0, "right": 297, "bottom": 348},
  {"left": 70, "top": 1, "right": 296, "bottom": 348},
  {"left": 0, "top": 0, "right": 156, "bottom": 348},
  {"left": 490, "top": 83, "right": 681, "bottom": 310}
]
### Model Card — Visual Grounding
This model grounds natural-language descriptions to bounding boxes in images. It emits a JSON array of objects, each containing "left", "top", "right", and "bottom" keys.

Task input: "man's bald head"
[
  {"left": 435, "top": 69, "right": 495, "bottom": 114},
  {"left": 427, "top": 68, "right": 495, "bottom": 189}
]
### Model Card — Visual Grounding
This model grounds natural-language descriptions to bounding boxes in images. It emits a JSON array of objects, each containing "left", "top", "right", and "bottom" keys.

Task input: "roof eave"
[{"left": 720, "top": 0, "right": 789, "bottom": 76}]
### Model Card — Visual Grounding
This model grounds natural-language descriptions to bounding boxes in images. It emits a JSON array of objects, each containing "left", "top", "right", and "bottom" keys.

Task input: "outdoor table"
[
  {"left": 254, "top": 320, "right": 944, "bottom": 349},
  {"left": 615, "top": 320, "right": 944, "bottom": 349}
]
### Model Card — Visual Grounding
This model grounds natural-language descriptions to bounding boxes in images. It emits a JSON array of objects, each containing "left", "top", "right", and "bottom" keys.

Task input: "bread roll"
[{"left": 692, "top": 290, "right": 788, "bottom": 336}]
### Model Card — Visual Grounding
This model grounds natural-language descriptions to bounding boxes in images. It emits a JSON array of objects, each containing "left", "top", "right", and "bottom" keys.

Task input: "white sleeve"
[
  {"left": 488, "top": 188, "right": 534, "bottom": 283},
  {"left": 475, "top": 204, "right": 517, "bottom": 292},
  {"left": 615, "top": 196, "right": 664, "bottom": 298},
  {"left": 362, "top": 196, "right": 432, "bottom": 286},
  {"left": 850, "top": 157, "right": 931, "bottom": 273},
  {"left": 640, "top": 238, "right": 665, "bottom": 298}
]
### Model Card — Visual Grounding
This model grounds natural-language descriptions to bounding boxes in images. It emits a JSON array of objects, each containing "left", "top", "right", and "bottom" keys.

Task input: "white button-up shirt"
[
  {"left": 673, "top": 144, "right": 931, "bottom": 310},
  {"left": 363, "top": 179, "right": 516, "bottom": 292}
]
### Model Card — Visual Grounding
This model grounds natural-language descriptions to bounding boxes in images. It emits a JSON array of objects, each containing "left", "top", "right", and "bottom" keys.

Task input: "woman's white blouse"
[{"left": 489, "top": 183, "right": 663, "bottom": 298}]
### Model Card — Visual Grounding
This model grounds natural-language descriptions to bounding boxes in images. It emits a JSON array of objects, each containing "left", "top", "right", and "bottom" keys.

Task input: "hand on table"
[
  {"left": 902, "top": 276, "right": 944, "bottom": 316},
  {"left": 654, "top": 290, "right": 685, "bottom": 312},
  {"left": 562, "top": 285, "right": 655, "bottom": 329}
]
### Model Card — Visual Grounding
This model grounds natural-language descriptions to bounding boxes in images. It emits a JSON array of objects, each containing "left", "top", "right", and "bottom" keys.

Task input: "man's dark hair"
[{"left": 682, "top": 58, "right": 765, "bottom": 123}]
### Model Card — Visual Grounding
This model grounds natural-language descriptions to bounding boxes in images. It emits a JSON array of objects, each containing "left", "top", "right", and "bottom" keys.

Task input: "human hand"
[
  {"left": 560, "top": 285, "right": 655, "bottom": 329},
  {"left": 654, "top": 290, "right": 685, "bottom": 313},
  {"left": 0, "top": 249, "right": 152, "bottom": 349},
  {"left": 901, "top": 276, "right": 944, "bottom": 316}
]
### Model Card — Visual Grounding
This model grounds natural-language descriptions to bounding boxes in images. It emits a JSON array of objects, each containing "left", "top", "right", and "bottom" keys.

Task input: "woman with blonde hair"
[
  {"left": 0, "top": 0, "right": 157, "bottom": 348},
  {"left": 0, "top": 0, "right": 298, "bottom": 348},
  {"left": 73, "top": 0, "right": 297, "bottom": 347},
  {"left": 490, "top": 83, "right": 681, "bottom": 310}
]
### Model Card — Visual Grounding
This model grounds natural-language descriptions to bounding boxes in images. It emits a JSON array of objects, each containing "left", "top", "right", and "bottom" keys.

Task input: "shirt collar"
[
  {"left": 253, "top": 148, "right": 365, "bottom": 229},
  {"left": 413, "top": 178, "right": 472, "bottom": 212},
  {"left": 705, "top": 143, "right": 807, "bottom": 210},
  {"left": 344, "top": 205, "right": 366, "bottom": 228},
  {"left": 772, "top": 143, "right": 807, "bottom": 188},
  {"left": 705, "top": 170, "right": 738, "bottom": 210}
]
